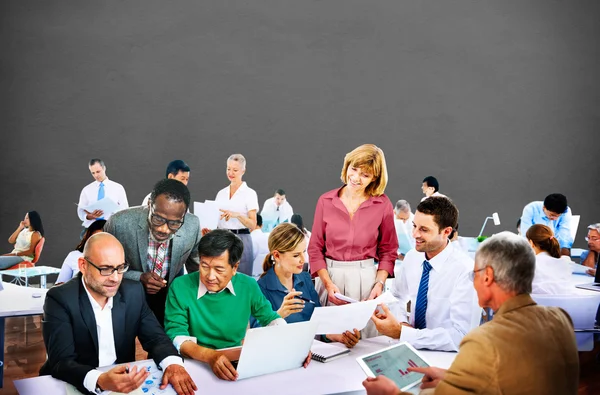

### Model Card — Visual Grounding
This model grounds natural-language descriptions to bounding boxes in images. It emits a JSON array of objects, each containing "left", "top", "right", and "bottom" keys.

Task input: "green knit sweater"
[{"left": 165, "top": 272, "right": 281, "bottom": 350}]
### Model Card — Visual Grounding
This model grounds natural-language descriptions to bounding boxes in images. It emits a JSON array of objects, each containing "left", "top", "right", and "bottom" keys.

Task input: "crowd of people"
[{"left": 5, "top": 143, "right": 597, "bottom": 394}]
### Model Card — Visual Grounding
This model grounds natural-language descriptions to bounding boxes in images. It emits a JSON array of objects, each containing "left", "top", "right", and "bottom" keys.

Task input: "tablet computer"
[{"left": 356, "top": 342, "right": 430, "bottom": 392}]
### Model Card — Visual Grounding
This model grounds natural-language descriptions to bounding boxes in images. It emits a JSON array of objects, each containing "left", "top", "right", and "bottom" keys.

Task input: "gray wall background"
[{"left": 1, "top": 0, "right": 599, "bottom": 273}]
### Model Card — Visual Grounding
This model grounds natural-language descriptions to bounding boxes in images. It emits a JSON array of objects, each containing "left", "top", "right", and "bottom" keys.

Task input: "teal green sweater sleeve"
[
  {"left": 249, "top": 279, "right": 281, "bottom": 326},
  {"left": 164, "top": 275, "right": 193, "bottom": 340}
]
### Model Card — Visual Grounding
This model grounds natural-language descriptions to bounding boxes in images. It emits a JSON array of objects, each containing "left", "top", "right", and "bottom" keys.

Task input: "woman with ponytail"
[
  {"left": 526, "top": 224, "right": 572, "bottom": 294},
  {"left": 251, "top": 223, "right": 361, "bottom": 348}
]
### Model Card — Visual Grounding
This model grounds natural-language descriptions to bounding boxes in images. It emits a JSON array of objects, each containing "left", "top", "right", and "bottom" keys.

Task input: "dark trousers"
[{"left": 146, "top": 287, "right": 169, "bottom": 327}]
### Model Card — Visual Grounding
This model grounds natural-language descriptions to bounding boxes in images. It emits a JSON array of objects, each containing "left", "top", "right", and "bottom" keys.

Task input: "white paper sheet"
[
  {"left": 310, "top": 299, "right": 378, "bottom": 334},
  {"left": 78, "top": 197, "right": 120, "bottom": 216},
  {"left": 333, "top": 291, "right": 398, "bottom": 305},
  {"left": 571, "top": 262, "right": 592, "bottom": 275},
  {"left": 193, "top": 200, "right": 220, "bottom": 230}
]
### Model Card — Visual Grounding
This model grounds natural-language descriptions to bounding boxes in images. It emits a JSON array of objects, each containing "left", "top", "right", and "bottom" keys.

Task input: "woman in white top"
[
  {"left": 56, "top": 219, "right": 106, "bottom": 284},
  {"left": 526, "top": 224, "right": 572, "bottom": 294},
  {"left": 0, "top": 211, "right": 44, "bottom": 270},
  {"left": 203, "top": 154, "right": 259, "bottom": 276}
]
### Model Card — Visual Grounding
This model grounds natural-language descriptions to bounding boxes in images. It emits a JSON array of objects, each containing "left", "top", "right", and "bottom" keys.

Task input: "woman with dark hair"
[
  {"left": 526, "top": 224, "right": 571, "bottom": 294},
  {"left": 0, "top": 211, "right": 44, "bottom": 269},
  {"left": 56, "top": 220, "right": 106, "bottom": 284},
  {"left": 290, "top": 214, "right": 311, "bottom": 271}
]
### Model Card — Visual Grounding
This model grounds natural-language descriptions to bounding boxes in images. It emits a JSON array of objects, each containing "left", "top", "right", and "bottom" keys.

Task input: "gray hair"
[
  {"left": 588, "top": 223, "right": 600, "bottom": 232},
  {"left": 394, "top": 199, "right": 411, "bottom": 214},
  {"left": 89, "top": 158, "right": 106, "bottom": 169},
  {"left": 227, "top": 154, "right": 246, "bottom": 170},
  {"left": 475, "top": 231, "right": 535, "bottom": 295}
]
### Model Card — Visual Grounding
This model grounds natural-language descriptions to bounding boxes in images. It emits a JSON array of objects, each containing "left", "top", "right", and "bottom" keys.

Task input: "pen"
[{"left": 294, "top": 295, "right": 316, "bottom": 305}]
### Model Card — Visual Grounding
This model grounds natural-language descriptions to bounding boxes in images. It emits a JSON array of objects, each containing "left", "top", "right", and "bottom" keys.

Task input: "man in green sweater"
[{"left": 165, "top": 229, "right": 285, "bottom": 381}]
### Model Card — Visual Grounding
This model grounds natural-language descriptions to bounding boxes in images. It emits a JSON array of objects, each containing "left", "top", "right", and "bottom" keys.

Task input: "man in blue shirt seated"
[
  {"left": 581, "top": 223, "right": 599, "bottom": 275},
  {"left": 520, "top": 193, "right": 573, "bottom": 256}
]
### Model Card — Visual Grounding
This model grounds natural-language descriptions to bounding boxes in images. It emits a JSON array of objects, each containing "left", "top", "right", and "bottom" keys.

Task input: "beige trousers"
[{"left": 315, "top": 258, "right": 379, "bottom": 338}]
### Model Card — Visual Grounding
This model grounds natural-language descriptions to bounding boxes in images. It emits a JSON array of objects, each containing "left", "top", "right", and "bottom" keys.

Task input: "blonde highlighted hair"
[
  {"left": 260, "top": 223, "right": 306, "bottom": 278},
  {"left": 340, "top": 144, "right": 388, "bottom": 196}
]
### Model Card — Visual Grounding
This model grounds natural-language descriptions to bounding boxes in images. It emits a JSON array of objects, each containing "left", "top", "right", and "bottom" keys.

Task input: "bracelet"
[{"left": 374, "top": 280, "right": 385, "bottom": 289}]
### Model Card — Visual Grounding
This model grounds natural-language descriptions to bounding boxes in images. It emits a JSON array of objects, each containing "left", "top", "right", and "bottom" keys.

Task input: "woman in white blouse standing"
[
  {"left": 204, "top": 154, "right": 259, "bottom": 276},
  {"left": 526, "top": 224, "right": 572, "bottom": 294}
]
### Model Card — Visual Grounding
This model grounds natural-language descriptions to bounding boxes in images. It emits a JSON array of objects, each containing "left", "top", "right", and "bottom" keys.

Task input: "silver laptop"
[
  {"left": 576, "top": 267, "right": 600, "bottom": 292},
  {"left": 234, "top": 320, "right": 317, "bottom": 380}
]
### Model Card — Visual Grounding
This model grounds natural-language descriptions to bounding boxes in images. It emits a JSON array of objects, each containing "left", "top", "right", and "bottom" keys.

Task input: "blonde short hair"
[
  {"left": 227, "top": 154, "right": 246, "bottom": 170},
  {"left": 340, "top": 144, "right": 388, "bottom": 196}
]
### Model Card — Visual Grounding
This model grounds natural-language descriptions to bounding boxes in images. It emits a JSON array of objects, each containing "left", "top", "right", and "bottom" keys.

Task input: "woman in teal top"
[{"left": 252, "top": 223, "right": 361, "bottom": 348}]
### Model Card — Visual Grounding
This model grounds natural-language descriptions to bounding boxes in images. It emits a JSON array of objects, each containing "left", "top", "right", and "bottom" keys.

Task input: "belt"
[{"left": 228, "top": 228, "right": 250, "bottom": 235}]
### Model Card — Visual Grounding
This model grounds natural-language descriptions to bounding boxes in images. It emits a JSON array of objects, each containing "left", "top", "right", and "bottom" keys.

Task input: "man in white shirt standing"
[
  {"left": 77, "top": 158, "right": 128, "bottom": 231},
  {"left": 394, "top": 199, "right": 415, "bottom": 261},
  {"left": 421, "top": 176, "right": 446, "bottom": 201},
  {"left": 260, "top": 189, "right": 294, "bottom": 232},
  {"left": 40, "top": 233, "right": 196, "bottom": 395},
  {"left": 371, "top": 196, "right": 478, "bottom": 352}
]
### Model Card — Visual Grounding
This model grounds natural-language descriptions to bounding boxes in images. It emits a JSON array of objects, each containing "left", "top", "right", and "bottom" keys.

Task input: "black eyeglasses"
[
  {"left": 149, "top": 205, "right": 185, "bottom": 231},
  {"left": 469, "top": 267, "right": 486, "bottom": 282},
  {"left": 84, "top": 258, "right": 129, "bottom": 276}
]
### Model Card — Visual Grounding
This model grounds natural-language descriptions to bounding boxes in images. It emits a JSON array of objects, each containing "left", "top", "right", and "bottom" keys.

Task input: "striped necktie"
[
  {"left": 153, "top": 242, "right": 167, "bottom": 278},
  {"left": 414, "top": 260, "right": 433, "bottom": 330}
]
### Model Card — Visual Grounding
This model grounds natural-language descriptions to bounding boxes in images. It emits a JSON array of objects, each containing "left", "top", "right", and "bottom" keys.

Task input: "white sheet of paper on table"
[
  {"left": 333, "top": 291, "right": 398, "bottom": 305},
  {"left": 310, "top": 299, "right": 379, "bottom": 334},
  {"left": 193, "top": 200, "right": 221, "bottom": 230}
]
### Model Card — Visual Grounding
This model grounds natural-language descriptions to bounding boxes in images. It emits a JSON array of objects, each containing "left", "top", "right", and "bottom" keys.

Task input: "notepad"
[{"left": 311, "top": 339, "right": 351, "bottom": 363}]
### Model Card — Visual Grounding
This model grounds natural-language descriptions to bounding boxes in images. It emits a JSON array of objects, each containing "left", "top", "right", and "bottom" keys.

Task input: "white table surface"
[
  {"left": 0, "top": 282, "right": 47, "bottom": 317},
  {"left": 0, "top": 266, "right": 61, "bottom": 277},
  {"left": 14, "top": 336, "right": 458, "bottom": 395}
]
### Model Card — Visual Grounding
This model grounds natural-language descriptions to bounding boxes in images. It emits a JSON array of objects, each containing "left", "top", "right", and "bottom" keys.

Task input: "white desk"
[
  {"left": 0, "top": 282, "right": 48, "bottom": 388},
  {"left": 14, "top": 336, "right": 457, "bottom": 395},
  {"left": 0, "top": 266, "right": 61, "bottom": 288}
]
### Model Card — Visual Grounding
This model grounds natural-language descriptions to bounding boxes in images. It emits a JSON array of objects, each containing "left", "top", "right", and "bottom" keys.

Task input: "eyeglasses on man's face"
[
  {"left": 586, "top": 236, "right": 600, "bottom": 243},
  {"left": 149, "top": 204, "right": 185, "bottom": 231},
  {"left": 84, "top": 257, "right": 129, "bottom": 276},
  {"left": 469, "top": 267, "right": 486, "bottom": 282}
]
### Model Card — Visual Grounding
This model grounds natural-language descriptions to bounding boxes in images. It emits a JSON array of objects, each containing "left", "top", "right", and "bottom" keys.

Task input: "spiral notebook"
[{"left": 311, "top": 339, "right": 351, "bottom": 363}]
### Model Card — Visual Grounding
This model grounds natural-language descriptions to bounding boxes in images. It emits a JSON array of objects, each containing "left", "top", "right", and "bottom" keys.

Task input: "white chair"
[
  {"left": 570, "top": 215, "right": 580, "bottom": 243},
  {"left": 531, "top": 293, "right": 600, "bottom": 351}
]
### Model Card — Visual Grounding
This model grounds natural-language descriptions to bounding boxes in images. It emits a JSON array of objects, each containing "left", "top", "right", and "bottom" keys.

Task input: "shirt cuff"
[
  {"left": 83, "top": 369, "right": 109, "bottom": 394},
  {"left": 173, "top": 335, "right": 197, "bottom": 353},
  {"left": 267, "top": 318, "right": 287, "bottom": 326},
  {"left": 399, "top": 325, "right": 419, "bottom": 343},
  {"left": 159, "top": 355, "right": 185, "bottom": 370}
]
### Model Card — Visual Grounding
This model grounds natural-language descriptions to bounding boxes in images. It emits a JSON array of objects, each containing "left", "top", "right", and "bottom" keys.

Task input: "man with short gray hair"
[
  {"left": 364, "top": 232, "right": 579, "bottom": 395},
  {"left": 581, "top": 223, "right": 600, "bottom": 275},
  {"left": 393, "top": 200, "right": 415, "bottom": 260}
]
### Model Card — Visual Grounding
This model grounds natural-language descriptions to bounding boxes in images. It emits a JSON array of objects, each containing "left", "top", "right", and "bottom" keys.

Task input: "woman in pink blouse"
[{"left": 308, "top": 144, "right": 398, "bottom": 331}]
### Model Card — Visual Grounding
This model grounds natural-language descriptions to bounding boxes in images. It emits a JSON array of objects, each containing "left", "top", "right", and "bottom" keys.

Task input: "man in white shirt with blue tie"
[
  {"left": 260, "top": 189, "right": 294, "bottom": 232},
  {"left": 371, "top": 196, "right": 478, "bottom": 352},
  {"left": 77, "top": 159, "right": 129, "bottom": 231}
]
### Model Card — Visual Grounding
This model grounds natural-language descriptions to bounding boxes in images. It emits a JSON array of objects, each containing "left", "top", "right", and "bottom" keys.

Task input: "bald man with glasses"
[
  {"left": 40, "top": 233, "right": 197, "bottom": 395},
  {"left": 104, "top": 179, "right": 201, "bottom": 325}
]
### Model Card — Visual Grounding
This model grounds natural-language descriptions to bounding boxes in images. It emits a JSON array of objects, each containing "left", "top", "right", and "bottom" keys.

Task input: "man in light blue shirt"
[{"left": 520, "top": 193, "right": 573, "bottom": 256}]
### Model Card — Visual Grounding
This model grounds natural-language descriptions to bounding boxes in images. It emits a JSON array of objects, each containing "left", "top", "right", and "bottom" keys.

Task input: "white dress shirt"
[
  {"left": 78, "top": 178, "right": 129, "bottom": 228},
  {"left": 56, "top": 250, "right": 82, "bottom": 283},
  {"left": 421, "top": 192, "right": 447, "bottom": 202},
  {"left": 391, "top": 241, "right": 478, "bottom": 352},
  {"left": 260, "top": 197, "right": 294, "bottom": 231},
  {"left": 251, "top": 229, "right": 270, "bottom": 277},
  {"left": 394, "top": 214, "right": 415, "bottom": 255},
  {"left": 532, "top": 252, "right": 573, "bottom": 294},
  {"left": 80, "top": 278, "right": 182, "bottom": 394},
  {"left": 172, "top": 280, "right": 285, "bottom": 351},
  {"left": 215, "top": 182, "right": 259, "bottom": 230}
]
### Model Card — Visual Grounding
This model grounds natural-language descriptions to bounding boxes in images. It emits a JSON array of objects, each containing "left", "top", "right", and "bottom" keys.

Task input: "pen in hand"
[{"left": 294, "top": 295, "right": 316, "bottom": 305}]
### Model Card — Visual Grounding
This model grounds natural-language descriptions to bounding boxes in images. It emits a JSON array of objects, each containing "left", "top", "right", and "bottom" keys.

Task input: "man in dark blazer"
[
  {"left": 40, "top": 232, "right": 196, "bottom": 395},
  {"left": 104, "top": 178, "right": 201, "bottom": 325}
]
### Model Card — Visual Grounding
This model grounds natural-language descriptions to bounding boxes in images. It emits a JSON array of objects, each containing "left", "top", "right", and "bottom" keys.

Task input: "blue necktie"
[
  {"left": 97, "top": 182, "right": 105, "bottom": 220},
  {"left": 414, "top": 260, "right": 432, "bottom": 330}
]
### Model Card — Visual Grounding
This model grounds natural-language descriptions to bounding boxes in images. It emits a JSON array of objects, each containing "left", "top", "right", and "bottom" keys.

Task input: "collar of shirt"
[
  {"left": 262, "top": 267, "right": 305, "bottom": 292},
  {"left": 424, "top": 240, "right": 455, "bottom": 273},
  {"left": 323, "top": 186, "right": 387, "bottom": 210},
  {"left": 234, "top": 181, "right": 249, "bottom": 195},
  {"left": 81, "top": 276, "right": 114, "bottom": 311},
  {"left": 92, "top": 177, "right": 110, "bottom": 186},
  {"left": 495, "top": 293, "right": 536, "bottom": 316},
  {"left": 197, "top": 278, "right": 236, "bottom": 299}
]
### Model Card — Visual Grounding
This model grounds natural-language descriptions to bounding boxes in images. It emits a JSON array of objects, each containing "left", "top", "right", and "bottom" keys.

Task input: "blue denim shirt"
[{"left": 250, "top": 267, "right": 321, "bottom": 327}]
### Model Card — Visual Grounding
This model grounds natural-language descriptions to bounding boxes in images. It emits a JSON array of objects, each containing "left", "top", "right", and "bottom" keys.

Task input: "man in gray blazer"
[{"left": 104, "top": 179, "right": 201, "bottom": 325}]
